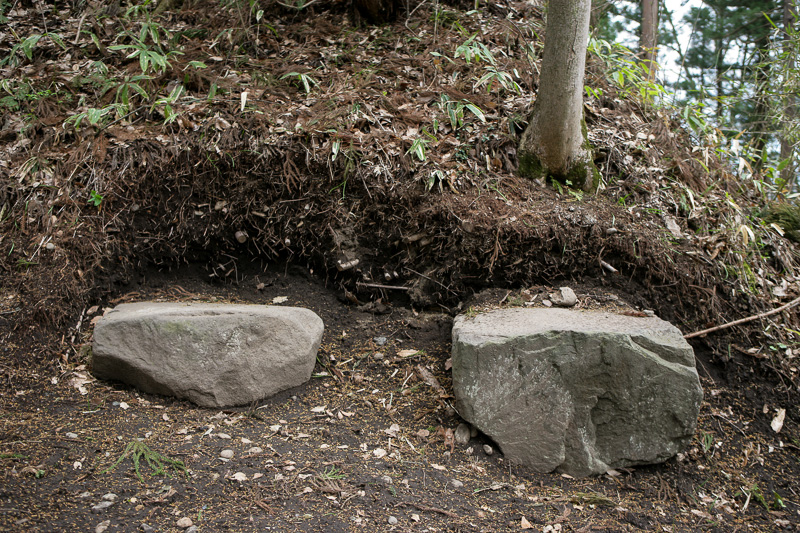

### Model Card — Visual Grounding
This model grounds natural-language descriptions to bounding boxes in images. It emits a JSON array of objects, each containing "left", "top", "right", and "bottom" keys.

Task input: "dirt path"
[{"left": 1, "top": 265, "right": 798, "bottom": 532}]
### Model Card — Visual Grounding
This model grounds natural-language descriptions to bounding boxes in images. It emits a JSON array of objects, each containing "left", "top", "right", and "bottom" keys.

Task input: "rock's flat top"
[
  {"left": 454, "top": 308, "right": 694, "bottom": 366},
  {"left": 456, "top": 307, "right": 686, "bottom": 342},
  {"left": 99, "top": 301, "right": 317, "bottom": 318}
]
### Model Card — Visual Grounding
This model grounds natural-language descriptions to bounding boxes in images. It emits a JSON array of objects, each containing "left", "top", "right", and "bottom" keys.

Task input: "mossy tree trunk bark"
[{"left": 518, "top": 0, "right": 597, "bottom": 192}]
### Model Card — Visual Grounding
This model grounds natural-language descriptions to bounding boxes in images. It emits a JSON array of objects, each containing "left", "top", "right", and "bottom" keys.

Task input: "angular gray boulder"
[
  {"left": 92, "top": 302, "right": 324, "bottom": 408},
  {"left": 452, "top": 308, "right": 702, "bottom": 477}
]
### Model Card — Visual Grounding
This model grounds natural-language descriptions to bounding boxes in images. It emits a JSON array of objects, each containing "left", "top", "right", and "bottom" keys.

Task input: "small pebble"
[
  {"left": 216, "top": 433, "right": 232, "bottom": 440},
  {"left": 483, "top": 444, "right": 494, "bottom": 456},
  {"left": 186, "top": 527, "right": 198, "bottom": 533},
  {"left": 542, "top": 300, "right": 552, "bottom": 307},
  {"left": 112, "top": 402, "right": 120, "bottom": 407},
  {"left": 247, "top": 446, "right": 263, "bottom": 454},
  {"left": 91, "top": 501, "right": 114, "bottom": 513},
  {"left": 176, "top": 516, "right": 193, "bottom": 528},
  {"left": 101, "top": 493, "right": 117, "bottom": 502},
  {"left": 373, "top": 352, "right": 384, "bottom": 360},
  {"left": 387, "top": 516, "right": 398, "bottom": 525},
  {"left": 80, "top": 492, "right": 92, "bottom": 499},
  {"left": 45, "top": 242, "right": 56, "bottom": 251},
  {"left": 454, "top": 423, "right": 471, "bottom": 445},
  {"left": 95, "top": 520, "right": 110, "bottom": 533},
  {"left": 381, "top": 475, "right": 392, "bottom": 485},
  {"left": 374, "top": 336, "right": 388, "bottom": 346},
  {"left": 220, "top": 449, "right": 234, "bottom": 459},
  {"left": 643, "top": 309, "right": 655, "bottom": 317},
  {"left": 451, "top": 479, "right": 464, "bottom": 488},
  {"left": 65, "top": 432, "right": 78, "bottom": 439},
  {"left": 140, "top": 524, "right": 155, "bottom": 533}
]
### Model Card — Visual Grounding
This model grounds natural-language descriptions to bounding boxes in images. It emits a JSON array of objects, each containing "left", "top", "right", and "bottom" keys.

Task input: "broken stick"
[{"left": 684, "top": 295, "right": 800, "bottom": 339}]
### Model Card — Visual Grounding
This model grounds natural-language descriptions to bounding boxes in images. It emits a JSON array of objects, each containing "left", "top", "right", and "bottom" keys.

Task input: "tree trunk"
[
  {"left": 780, "top": 0, "right": 797, "bottom": 189},
  {"left": 590, "top": 0, "right": 610, "bottom": 30},
  {"left": 751, "top": 18, "right": 773, "bottom": 172},
  {"left": 518, "top": 0, "right": 597, "bottom": 192},
  {"left": 640, "top": 0, "right": 659, "bottom": 78}
]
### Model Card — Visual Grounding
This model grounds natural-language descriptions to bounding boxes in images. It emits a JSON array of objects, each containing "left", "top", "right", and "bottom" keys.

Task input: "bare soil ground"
[
  {"left": 2, "top": 264, "right": 799, "bottom": 532},
  {"left": 2, "top": 0, "right": 800, "bottom": 530}
]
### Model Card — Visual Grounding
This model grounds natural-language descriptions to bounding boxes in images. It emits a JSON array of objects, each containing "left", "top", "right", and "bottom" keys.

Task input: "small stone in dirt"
[
  {"left": 80, "top": 492, "right": 92, "bottom": 499},
  {"left": 177, "top": 516, "right": 194, "bottom": 528},
  {"left": 387, "top": 516, "right": 398, "bottom": 525},
  {"left": 470, "top": 425, "right": 478, "bottom": 438},
  {"left": 45, "top": 242, "right": 56, "bottom": 251},
  {"left": 483, "top": 445, "right": 494, "bottom": 456},
  {"left": 454, "top": 423, "right": 471, "bottom": 445},
  {"left": 542, "top": 300, "right": 552, "bottom": 307},
  {"left": 186, "top": 527, "right": 198, "bottom": 533},
  {"left": 140, "top": 524, "right": 155, "bottom": 533},
  {"left": 381, "top": 475, "right": 392, "bottom": 485},
  {"left": 91, "top": 501, "right": 114, "bottom": 513},
  {"left": 373, "top": 352, "right": 384, "bottom": 360},
  {"left": 643, "top": 309, "right": 655, "bottom": 317},
  {"left": 101, "top": 493, "right": 118, "bottom": 502},
  {"left": 451, "top": 479, "right": 464, "bottom": 488},
  {"left": 217, "top": 433, "right": 232, "bottom": 439},
  {"left": 95, "top": 520, "right": 111, "bottom": 533},
  {"left": 550, "top": 287, "right": 577, "bottom": 307},
  {"left": 247, "top": 446, "right": 263, "bottom": 454},
  {"left": 66, "top": 432, "right": 78, "bottom": 439},
  {"left": 374, "top": 336, "right": 388, "bottom": 345},
  {"left": 220, "top": 449, "right": 234, "bottom": 459}
]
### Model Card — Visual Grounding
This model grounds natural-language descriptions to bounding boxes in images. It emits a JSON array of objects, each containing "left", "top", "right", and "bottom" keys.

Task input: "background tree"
[
  {"left": 640, "top": 0, "right": 658, "bottom": 77},
  {"left": 676, "top": 1, "right": 780, "bottom": 168},
  {"left": 518, "top": 0, "right": 597, "bottom": 191},
  {"left": 779, "top": 0, "right": 798, "bottom": 187}
]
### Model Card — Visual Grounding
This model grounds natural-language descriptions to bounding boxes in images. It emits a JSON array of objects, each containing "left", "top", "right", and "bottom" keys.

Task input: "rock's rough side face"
[
  {"left": 452, "top": 308, "right": 702, "bottom": 477},
  {"left": 92, "top": 302, "right": 324, "bottom": 408}
]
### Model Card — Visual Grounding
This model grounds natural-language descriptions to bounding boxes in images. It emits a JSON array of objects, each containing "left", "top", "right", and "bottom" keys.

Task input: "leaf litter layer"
[{"left": 1, "top": 0, "right": 800, "bottom": 530}]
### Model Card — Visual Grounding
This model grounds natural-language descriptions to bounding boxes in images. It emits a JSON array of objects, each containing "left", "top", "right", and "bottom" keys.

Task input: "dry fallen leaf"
[
  {"left": 373, "top": 448, "right": 387, "bottom": 458},
  {"left": 272, "top": 296, "right": 288, "bottom": 304},
  {"left": 521, "top": 516, "right": 534, "bottom": 530},
  {"left": 771, "top": 408, "right": 786, "bottom": 433},
  {"left": 397, "top": 349, "right": 419, "bottom": 358}
]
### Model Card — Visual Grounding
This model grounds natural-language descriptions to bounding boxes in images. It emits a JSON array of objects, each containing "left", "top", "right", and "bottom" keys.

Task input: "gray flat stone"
[
  {"left": 92, "top": 302, "right": 324, "bottom": 408},
  {"left": 452, "top": 308, "right": 702, "bottom": 476}
]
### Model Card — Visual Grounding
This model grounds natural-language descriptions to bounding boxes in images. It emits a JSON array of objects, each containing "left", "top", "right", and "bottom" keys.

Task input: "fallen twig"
[
  {"left": 684, "top": 295, "right": 800, "bottom": 339},
  {"left": 355, "top": 282, "right": 409, "bottom": 291},
  {"left": 394, "top": 501, "right": 458, "bottom": 518},
  {"left": 599, "top": 259, "right": 618, "bottom": 273}
]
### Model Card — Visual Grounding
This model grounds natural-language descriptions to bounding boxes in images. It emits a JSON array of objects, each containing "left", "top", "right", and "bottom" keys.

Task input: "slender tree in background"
[
  {"left": 779, "top": 0, "right": 798, "bottom": 187},
  {"left": 518, "top": 0, "right": 598, "bottom": 191},
  {"left": 677, "top": 2, "right": 780, "bottom": 160},
  {"left": 640, "top": 0, "right": 659, "bottom": 78}
]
